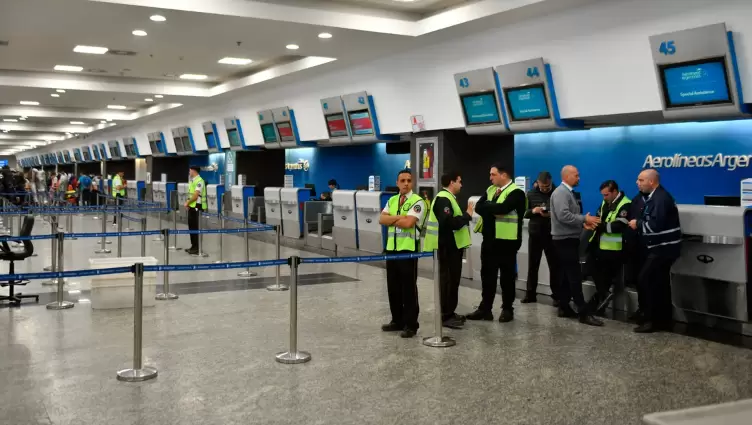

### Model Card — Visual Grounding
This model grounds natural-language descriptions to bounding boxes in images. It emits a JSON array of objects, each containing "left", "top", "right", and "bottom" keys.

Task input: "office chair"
[{"left": 0, "top": 215, "right": 39, "bottom": 306}]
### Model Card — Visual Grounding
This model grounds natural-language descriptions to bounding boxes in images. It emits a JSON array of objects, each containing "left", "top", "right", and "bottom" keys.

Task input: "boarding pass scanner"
[
  {"left": 231, "top": 185, "right": 256, "bottom": 219},
  {"left": 332, "top": 190, "right": 358, "bottom": 251},
  {"left": 207, "top": 184, "right": 225, "bottom": 215},
  {"left": 264, "top": 187, "right": 283, "bottom": 230},
  {"left": 280, "top": 187, "right": 313, "bottom": 239},
  {"left": 356, "top": 191, "right": 393, "bottom": 254}
]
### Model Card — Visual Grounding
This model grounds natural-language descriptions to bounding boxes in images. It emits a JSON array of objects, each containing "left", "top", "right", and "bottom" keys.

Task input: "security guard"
[
  {"left": 184, "top": 165, "right": 207, "bottom": 255},
  {"left": 379, "top": 169, "right": 427, "bottom": 338},
  {"left": 586, "top": 180, "right": 631, "bottom": 315},
  {"left": 423, "top": 172, "right": 472, "bottom": 329},
  {"left": 112, "top": 170, "right": 125, "bottom": 225},
  {"left": 467, "top": 164, "right": 527, "bottom": 323},
  {"left": 629, "top": 169, "right": 681, "bottom": 333}
]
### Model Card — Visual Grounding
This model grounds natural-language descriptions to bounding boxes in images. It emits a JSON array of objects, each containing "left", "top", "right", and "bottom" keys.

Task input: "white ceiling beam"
[
  {"left": 0, "top": 106, "right": 132, "bottom": 121},
  {"left": 210, "top": 56, "right": 337, "bottom": 97},
  {"left": 0, "top": 134, "right": 65, "bottom": 141},
  {"left": 0, "top": 123, "right": 94, "bottom": 133}
]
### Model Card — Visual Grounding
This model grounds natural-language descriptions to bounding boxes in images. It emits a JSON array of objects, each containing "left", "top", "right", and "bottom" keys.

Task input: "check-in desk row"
[{"left": 125, "top": 181, "right": 146, "bottom": 202}]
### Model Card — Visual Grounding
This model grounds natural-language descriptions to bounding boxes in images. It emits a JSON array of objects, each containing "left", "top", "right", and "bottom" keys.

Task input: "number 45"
[{"left": 659, "top": 40, "right": 676, "bottom": 55}]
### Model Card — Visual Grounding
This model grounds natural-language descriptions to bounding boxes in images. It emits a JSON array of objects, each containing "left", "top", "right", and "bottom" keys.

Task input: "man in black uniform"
[
  {"left": 625, "top": 192, "right": 647, "bottom": 323},
  {"left": 629, "top": 169, "right": 681, "bottom": 333},
  {"left": 430, "top": 172, "right": 473, "bottom": 329},
  {"left": 522, "top": 171, "right": 558, "bottom": 305}
]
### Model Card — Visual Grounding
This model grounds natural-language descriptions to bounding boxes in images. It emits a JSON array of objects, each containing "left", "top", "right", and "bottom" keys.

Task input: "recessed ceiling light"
[
  {"left": 218, "top": 57, "right": 253, "bottom": 65},
  {"left": 3, "top": 119, "right": 18, "bottom": 123},
  {"left": 145, "top": 98, "right": 154, "bottom": 102},
  {"left": 154, "top": 94, "right": 164, "bottom": 98},
  {"left": 20, "top": 101, "right": 39, "bottom": 106},
  {"left": 150, "top": 14, "right": 166, "bottom": 22},
  {"left": 286, "top": 44, "right": 300, "bottom": 50},
  {"left": 107, "top": 105, "right": 127, "bottom": 110},
  {"left": 100, "top": 120, "right": 107, "bottom": 124},
  {"left": 179, "top": 74, "right": 208, "bottom": 80},
  {"left": 318, "top": 33, "right": 332, "bottom": 39},
  {"left": 54, "top": 65, "right": 83, "bottom": 72},
  {"left": 106, "top": 118, "right": 113, "bottom": 122},
  {"left": 51, "top": 93, "right": 60, "bottom": 97},
  {"left": 19, "top": 117, "right": 26, "bottom": 121},
  {"left": 1, "top": 130, "right": 8, "bottom": 133},
  {"left": 73, "top": 45, "right": 109, "bottom": 54},
  {"left": 132, "top": 29, "right": 147, "bottom": 36},
  {"left": 70, "top": 121, "right": 85, "bottom": 125},
  {"left": 65, "top": 133, "right": 71, "bottom": 136},
  {"left": 56, "top": 89, "right": 66, "bottom": 93}
]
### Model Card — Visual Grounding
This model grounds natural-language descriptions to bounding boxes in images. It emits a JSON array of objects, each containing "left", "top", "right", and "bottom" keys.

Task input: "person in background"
[
  {"left": 328, "top": 179, "right": 339, "bottom": 192},
  {"left": 78, "top": 173, "right": 92, "bottom": 206},
  {"left": 422, "top": 171, "right": 472, "bottom": 330},
  {"left": 184, "top": 165, "right": 207, "bottom": 255},
  {"left": 466, "top": 164, "right": 526, "bottom": 323},
  {"left": 379, "top": 169, "right": 427, "bottom": 338},
  {"left": 629, "top": 169, "right": 681, "bottom": 333},
  {"left": 550, "top": 165, "right": 603, "bottom": 326},
  {"left": 112, "top": 170, "right": 125, "bottom": 225},
  {"left": 522, "top": 171, "right": 558, "bottom": 305},
  {"left": 320, "top": 191, "right": 332, "bottom": 201}
]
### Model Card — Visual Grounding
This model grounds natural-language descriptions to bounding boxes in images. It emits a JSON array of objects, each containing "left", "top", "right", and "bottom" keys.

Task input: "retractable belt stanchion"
[
  {"left": 213, "top": 213, "right": 224, "bottom": 264},
  {"left": 156, "top": 229, "right": 178, "bottom": 300},
  {"left": 141, "top": 217, "right": 147, "bottom": 257},
  {"left": 422, "top": 250, "right": 455, "bottom": 348},
  {"left": 41, "top": 216, "right": 58, "bottom": 280},
  {"left": 169, "top": 192, "right": 178, "bottom": 251},
  {"left": 275, "top": 256, "right": 311, "bottom": 364},
  {"left": 195, "top": 209, "right": 208, "bottom": 257},
  {"left": 153, "top": 203, "right": 164, "bottom": 242},
  {"left": 95, "top": 208, "right": 112, "bottom": 254},
  {"left": 124, "top": 199, "right": 134, "bottom": 231},
  {"left": 66, "top": 211, "right": 77, "bottom": 240},
  {"left": 46, "top": 232, "right": 74, "bottom": 310},
  {"left": 238, "top": 217, "right": 257, "bottom": 278},
  {"left": 117, "top": 212, "right": 124, "bottom": 258},
  {"left": 93, "top": 192, "right": 100, "bottom": 220},
  {"left": 266, "top": 225, "right": 287, "bottom": 291},
  {"left": 117, "top": 263, "right": 158, "bottom": 382}
]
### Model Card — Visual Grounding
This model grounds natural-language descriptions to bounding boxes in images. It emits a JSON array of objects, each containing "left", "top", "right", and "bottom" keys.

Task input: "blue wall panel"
[
  {"left": 515, "top": 120, "right": 752, "bottom": 214},
  {"left": 188, "top": 153, "right": 225, "bottom": 185}
]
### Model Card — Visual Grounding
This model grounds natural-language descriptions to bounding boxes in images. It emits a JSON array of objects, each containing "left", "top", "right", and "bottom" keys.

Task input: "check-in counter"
[
  {"left": 230, "top": 186, "right": 251, "bottom": 219},
  {"left": 672, "top": 205, "right": 749, "bottom": 322},
  {"left": 164, "top": 182, "right": 177, "bottom": 213},
  {"left": 177, "top": 183, "right": 189, "bottom": 221},
  {"left": 332, "top": 190, "right": 358, "bottom": 250},
  {"left": 207, "top": 184, "right": 225, "bottom": 215},
  {"left": 126, "top": 181, "right": 138, "bottom": 202},
  {"left": 264, "top": 187, "right": 283, "bottom": 229},
  {"left": 356, "top": 191, "right": 392, "bottom": 253},
  {"left": 466, "top": 196, "right": 483, "bottom": 280},
  {"left": 304, "top": 201, "right": 334, "bottom": 249},
  {"left": 152, "top": 182, "right": 165, "bottom": 206},
  {"left": 280, "top": 187, "right": 313, "bottom": 239},
  {"left": 247, "top": 196, "right": 265, "bottom": 223}
]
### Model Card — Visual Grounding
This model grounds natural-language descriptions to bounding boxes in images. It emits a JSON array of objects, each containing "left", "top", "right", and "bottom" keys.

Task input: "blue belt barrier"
[
  {"left": 144, "top": 258, "right": 287, "bottom": 272},
  {"left": 0, "top": 266, "right": 133, "bottom": 282},
  {"left": 300, "top": 252, "right": 433, "bottom": 264},
  {"left": 0, "top": 234, "right": 57, "bottom": 242},
  {"left": 120, "top": 215, "right": 141, "bottom": 222},
  {"left": 171, "top": 226, "right": 274, "bottom": 235},
  {"left": 66, "top": 230, "right": 164, "bottom": 239}
]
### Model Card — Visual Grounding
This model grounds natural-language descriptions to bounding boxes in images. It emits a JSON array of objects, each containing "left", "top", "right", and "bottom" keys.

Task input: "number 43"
[{"left": 659, "top": 40, "right": 676, "bottom": 55}]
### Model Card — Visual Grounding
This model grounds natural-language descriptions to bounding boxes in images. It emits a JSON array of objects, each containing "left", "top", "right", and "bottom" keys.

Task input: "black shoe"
[
  {"left": 184, "top": 248, "right": 193, "bottom": 252},
  {"left": 443, "top": 317, "right": 464, "bottom": 329},
  {"left": 552, "top": 299, "right": 560, "bottom": 308},
  {"left": 498, "top": 309, "right": 514, "bottom": 323},
  {"left": 381, "top": 322, "right": 403, "bottom": 332},
  {"left": 633, "top": 322, "right": 658, "bottom": 333},
  {"left": 400, "top": 328, "right": 417, "bottom": 338},
  {"left": 629, "top": 309, "right": 645, "bottom": 324},
  {"left": 579, "top": 315, "right": 604, "bottom": 327},
  {"left": 558, "top": 307, "right": 577, "bottom": 318},
  {"left": 521, "top": 295, "right": 537, "bottom": 304},
  {"left": 454, "top": 313, "right": 467, "bottom": 323},
  {"left": 466, "top": 309, "right": 493, "bottom": 321},
  {"left": 187, "top": 249, "right": 199, "bottom": 256}
]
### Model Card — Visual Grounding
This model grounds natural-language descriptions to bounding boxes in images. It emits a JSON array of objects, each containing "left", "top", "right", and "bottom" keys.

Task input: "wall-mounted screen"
[
  {"left": 99, "top": 145, "right": 107, "bottom": 159},
  {"left": 109, "top": 146, "right": 120, "bottom": 158},
  {"left": 227, "top": 129, "right": 242, "bottom": 147},
  {"left": 659, "top": 58, "right": 732, "bottom": 108},
  {"left": 124, "top": 144, "right": 137, "bottom": 157},
  {"left": 181, "top": 136, "right": 193, "bottom": 153},
  {"left": 276, "top": 122, "right": 294, "bottom": 140},
  {"left": 63, "top": 151, "right": 71, "bottom": 162},
  {"left": 205, "top": 132, "right": 217, "bottom": 149},
  {"left": 261, "top": 123, "right": 277, "bottom": 143},
  {"left": 83, "top": 151, "right": 91, "bottom": 162},
  {"left": 348, "top": 110, "right": 375, "bottom": 135},
  {"left": 74, "top": 150, "right": 82, "bottom": 162},
  {"left": 460, "top": 92, "right": 501, "bottom": 125},
  {"left": 325, "top": 113, "right": 349, "bottom": 138},
  {"left": 504, "top": 84, "right": 551, "bottom": 121}
]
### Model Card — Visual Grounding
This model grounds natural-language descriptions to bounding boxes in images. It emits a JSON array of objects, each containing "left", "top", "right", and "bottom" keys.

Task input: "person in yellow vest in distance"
[
  {"left": 112, "top": 170, "right": 126, "bottom": 226},
  {"left": 184, "top": 166, "right": 208, "bottom": 256},
  {"left": 585, "top": 180, "right": 631, "bottom": 316},
  {"left": 422, "top": 172, "right": 472, "bottom": 330},
  {"left": 379, "top": 169, "right": 427, "bottom": 338},
  {"left": 466, "top": 164, "right": 527, "bottom": 323}
]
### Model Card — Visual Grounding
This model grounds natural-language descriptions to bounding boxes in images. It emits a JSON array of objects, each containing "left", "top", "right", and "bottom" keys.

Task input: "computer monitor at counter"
[{"left": 704, "top": 195, "right": 741, "bottom": 207}]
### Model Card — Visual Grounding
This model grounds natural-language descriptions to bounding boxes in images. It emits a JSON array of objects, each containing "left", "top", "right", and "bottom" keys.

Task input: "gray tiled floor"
[{"left": 1, "top": 213, "right": 752, "bottom": 425}]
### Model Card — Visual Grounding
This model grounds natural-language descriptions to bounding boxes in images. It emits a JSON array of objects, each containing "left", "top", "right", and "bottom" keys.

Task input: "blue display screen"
[
  {"left": 461, "top": 92, "right": 501, "bottom": 125},
  {"left": 505, "top": 85, "right": 550, "bottom": 121},
  {"left": 660, "top": 59, "right": 732, "bottom": 107}
]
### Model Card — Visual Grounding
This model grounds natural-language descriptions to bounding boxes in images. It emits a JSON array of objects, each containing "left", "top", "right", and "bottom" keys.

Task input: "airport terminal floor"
[{"left": 1, "top": 212, "right": 751, "bottom": 425}]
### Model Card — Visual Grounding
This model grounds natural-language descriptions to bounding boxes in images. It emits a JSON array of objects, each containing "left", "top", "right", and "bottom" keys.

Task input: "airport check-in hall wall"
[{"left": 515, "top": 119, "right": 752, "bottom": 215}]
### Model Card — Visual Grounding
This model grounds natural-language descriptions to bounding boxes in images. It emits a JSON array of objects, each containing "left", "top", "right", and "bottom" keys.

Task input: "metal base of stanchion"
[
  {"left": 213, "top": 259, "right": 223, "bottom": 264},
  {"left": 155, "top": 293, "right": 179, "bottom": 300},
  {"left": 275, "top": 351, "right": 311, "bottom": 364},
  {"left": 95, "top": 248, "right": 112, "bottom": 254},
  {"left": 93, "top": 216, "right": 100, "bottom": 220},
  {"left": 192, "top": 252, "right": 209, "bottom": 258},
  {"left": 106, "top": 240, "right": 112, "bottom": 244},
  {"left": 43, "top": 265, "right": 52, "bottom": 271},
  {"left": 116, "top": 367, "right": 158, "bottom": 382},
  {"left": 168, "top": 245, "right": 179, "bottom": 251},
  {"left": 237, "top": 270, "right": 258, "bottom": 278},
  {"left": 422, "top": 336, "right": 456, "bottom": 347},
  {"left": 41, "top": 278, "right": 65, "bottom": 286},
  {"left": 152, "top": 236, "right": 164, "bottom": 242},
  {"left": 46, "top": 301, "right": 74, "bottom": 310},
  {"left": 266, "top": 283, "right": 289, "bottom": 291}
]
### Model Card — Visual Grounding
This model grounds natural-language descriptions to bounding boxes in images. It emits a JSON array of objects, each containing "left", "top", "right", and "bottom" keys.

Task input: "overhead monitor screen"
[
  {"left": 205, "top": 132, "right": 217, "bottom": 149},
  {"left": 109, "top": 146, "right": 121, "bottom": 158},
  {"left": 276, "top": 122, "right": 295, "bottom": 141},
  {"left": 83, "top": 151, "right": 91, "bottom": 161},
  {"left": 181, "top": 137, "right": 193, "bottom": 153},
  {"left": 348, "top": 111, "right": 375, "bottom": 136},
  {"left": 99, "top": 145, "right": 107, "bottom": 158},
  {"left": 74, "top": 151, "right": 82, "bottom": 162},
  {"left": 504, "top": 84, "right": 551, "bottom": 121},
  {"left": 63, "top": 151, "right": 71, "bottom": 162},
  {"left": 659, "top": 58, "right": 732, "bottom": 108},
  {"left": 227, "top": 129, "right": 242, "bottom": 147},
  {"left": 326, "top": 113, "right": 348, "bottom": 138},
  {"left": 460, "top": 92, "right": 502, "bottom": 125},
  {"left": 260, "top": 123, "right": 277, "bottom": 143},
  {"left": 125, "top": 144, "right": 137, "bottom": 157}
]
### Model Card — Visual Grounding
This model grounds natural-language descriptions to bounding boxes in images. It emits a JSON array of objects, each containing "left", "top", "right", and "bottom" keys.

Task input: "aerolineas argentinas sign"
[{"left": 644, "top": 153, "right": 752, "bottom": 171}]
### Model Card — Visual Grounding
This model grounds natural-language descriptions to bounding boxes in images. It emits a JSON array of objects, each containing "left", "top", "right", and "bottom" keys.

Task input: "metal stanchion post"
[
  {"left": 423, "top": 250, "right": 456, "bottom": 348},
  {"left": 95, "top": 209, "right": 112, "bottom": 254},
  {"left": 42, "top": 220, "right": 58, "bottom": 282},
  {"left": 156, "top": 229, "right": 178, "bottom": 300},
  {"left": 195, "top": 210, "right": 208, "bottom": 257},
  {"left": 117, "top": 263, "right": 158, "bottom": 382},
  {"left": 266, "top": 225, "right": 287, "bottom": 291},
  {"left": 238, "top": 217, "right": 257, "bottom": 278},
  {"left": 46, "top": 232, "right": 74, "bottom": 310},
  {"left": 275, "top": 256, "right": 310, "bottom": 364},
  {"left": 93, "top": 192, "right": 100, "bottom": 219},
  {"left": 169, "top": 192, "right": 178, "bottom": 251},
  {"left": 66, "top": 212, "right": 77, "bottom": 240},
  {"left": 117, "top": 212, "right": 123, "bottom": 258},
  {"left": 153, "top": 209, "right": 164, "bottom": 242},
  {"left": 140, "top": 217, "right": 147, "bottom": 257},
  {"left": 213, "top": 214, "right": 224, "bottom": 264}
]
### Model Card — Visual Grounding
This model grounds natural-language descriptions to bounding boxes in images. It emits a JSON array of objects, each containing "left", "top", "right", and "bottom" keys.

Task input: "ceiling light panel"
[
  {"left": 73, "top": 45, "right": 109, "bottom": 54},
  {"left": 145, "top": 98, "right": 154, "bottom": 102},
  {"left": 154, "top": 95, "right": 164, "bottom": 98},
  {"left": 70, "top": 121, "right": 85, "bottom": 125},
  {"left": 150, "top": 15, "right": 166, "bottom": 22},
  {"left": 56, "top": 89, "right": 66, "bottom": 93},
  {"left": 54, "top": 65, "right": 83, "bottom": 72},
  {"left": 107, "top": 105, "right": 127, "bottom": 110},
  {"left": 318, "top": 33, "right": 332, "bottom": 39},
  {"left": 3, "top": 119, "right": 18, "bottom": 122},
  {"left": 218, "top": 57, "right": 253, "bottom": 65},
  {"left": 20, "top": 101, "right": 39, "bottom": 106},
  {"left": 51, "top": 93, "right": 60, "bottom": 97},
  {"left": 179, "top": 74, "right": 208, "bottom": 80},
  {"left": 132, "top": 30, "right": 147, "bottom": 36},
  {"left": 286, "top": 44, "right": 300, "bottom": 50}
]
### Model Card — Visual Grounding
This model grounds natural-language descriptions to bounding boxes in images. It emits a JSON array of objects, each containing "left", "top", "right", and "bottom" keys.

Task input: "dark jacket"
[
  {"left": 637, "top": 186, "right": 682, "bottom": 259},
  {"left": 624, "top": 193, "right": 645, "bottom": 254},
  {"left": 432, "top": 191, "right": 472, "bottom": 251},
  {"left": 589, "top": 191, "right": 630, "bottom": 259},
  {"left": 476, "top": 184, "right": 527, "bottom": 251},
  {"left": 524, "top": 186, "right": 555, "bottom": 236}
]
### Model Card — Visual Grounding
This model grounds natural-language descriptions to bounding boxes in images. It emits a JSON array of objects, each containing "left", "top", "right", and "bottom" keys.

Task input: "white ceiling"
[{"left": 257, "top": 0, "right": 477, "bottom": 17}]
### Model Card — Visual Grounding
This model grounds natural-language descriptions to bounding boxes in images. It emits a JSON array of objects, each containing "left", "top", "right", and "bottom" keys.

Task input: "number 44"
[{"left": 659, "top": 40, "right": 676, "bottom": 55}]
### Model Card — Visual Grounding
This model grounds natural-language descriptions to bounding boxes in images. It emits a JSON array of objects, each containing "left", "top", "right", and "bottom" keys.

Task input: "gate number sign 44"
[{"left": 659, "top": 40, "right": 676, "bottom": 55}]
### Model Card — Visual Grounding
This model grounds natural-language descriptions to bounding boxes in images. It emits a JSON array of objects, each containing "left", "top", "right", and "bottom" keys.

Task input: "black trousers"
[
  {"left": 526, "top": 232, "right": 559, "bottom": 300},
  {"left": 479, "top": 240, "right": 517, "bottom": 311},
  {"left": 589, "top": 252, "right": 623, "bottom": 308},
  {"left": 624, "top": 248, "right": 646, "bottom": 311},
  {"left": 439, "top": 246, "right": 463, "bottom": 320},
  {"left": 385, "top": 251, "right": 419, "bottom": 330},
  {"left": 187, "top": 205, "right": 203, "bottom": 249},
  {"left": 113, "top": 195, "right": 123, "bottom": 223},
  {"left": 553, "top": 238, "right": 587, "bottom": 314},
  {"left": 638, "top": 254, "right": 675, "bottom": 325},
  {"left": 82, "top": 189, "right": 91, "bottom": 205}
]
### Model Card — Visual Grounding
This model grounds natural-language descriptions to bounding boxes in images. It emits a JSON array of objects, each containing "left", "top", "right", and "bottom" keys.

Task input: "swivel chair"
[{"left": 0, "top": 215, "right": 39, "bottom": 306}]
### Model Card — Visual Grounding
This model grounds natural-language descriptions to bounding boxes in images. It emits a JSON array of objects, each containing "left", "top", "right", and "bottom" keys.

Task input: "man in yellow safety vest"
[
  {"left": 466, "top": 164, "right": 527, "bottom": 323},
  {"left": 422, "top": 171, "right": 472, "bottom": 329},
  {"left": 379, "top": 169, "right": 427, "bottom": 338},
  {"left": 586, "top": 180, "right": 631, "bottom": 315},
  {"left": 112, "top": 170, "right": 126, "bottom": 225},
  {"left": 184, "top": 165, "right": 207, "bottom": 255}
]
